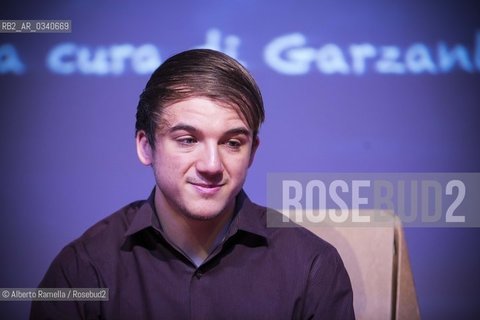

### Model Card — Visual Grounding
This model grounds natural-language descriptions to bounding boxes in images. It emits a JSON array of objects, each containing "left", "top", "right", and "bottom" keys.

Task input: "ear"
[
  {"left": 248, "top": 136, "right": 260, "bottom": 168},
  {"left": 136, "top": 131, "right": 153, "bottom": 166}
]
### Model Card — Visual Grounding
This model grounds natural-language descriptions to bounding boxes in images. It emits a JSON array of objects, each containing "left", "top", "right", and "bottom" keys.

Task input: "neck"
[{"left": 154, "top": 189, "right": 235, "bottom": 266}]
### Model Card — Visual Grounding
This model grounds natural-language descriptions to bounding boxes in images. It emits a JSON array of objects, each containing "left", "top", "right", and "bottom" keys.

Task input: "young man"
[{"left": 31, "top": 49, "right": 355, "bottom": 319}]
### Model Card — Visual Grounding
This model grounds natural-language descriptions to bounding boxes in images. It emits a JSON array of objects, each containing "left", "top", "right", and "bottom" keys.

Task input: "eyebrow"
[
  {"left": 168, "top": 124, "right": 252, "bottom": 136},
  {"left": 168, "top": 124, "right": 198, "bottom": 134},
  {"left": 225, "top": 127, "right": 252, "bottom": 136}
]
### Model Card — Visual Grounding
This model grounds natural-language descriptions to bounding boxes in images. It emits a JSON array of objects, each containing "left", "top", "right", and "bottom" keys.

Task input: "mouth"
[{"left": 189, "top": 182, "right": 225, "bottom": 195}]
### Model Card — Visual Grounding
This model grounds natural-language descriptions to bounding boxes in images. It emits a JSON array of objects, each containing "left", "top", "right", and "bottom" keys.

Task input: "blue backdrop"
[{"left": 1, "top": 0, "right": 479, "bottom": 318}]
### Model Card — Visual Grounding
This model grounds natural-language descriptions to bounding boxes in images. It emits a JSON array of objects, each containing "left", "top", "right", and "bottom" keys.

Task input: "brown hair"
[{"left": 135, "top": 49, "right": 265, "bottom": 146}]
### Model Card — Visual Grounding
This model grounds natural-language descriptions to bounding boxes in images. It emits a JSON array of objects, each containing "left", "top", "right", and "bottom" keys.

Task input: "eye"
[
  {"left": 225, "top": 139, "right": 242, "bottom": 149},
  {"left": 177, "top": 136, "right": 197, "bottom": 146}
]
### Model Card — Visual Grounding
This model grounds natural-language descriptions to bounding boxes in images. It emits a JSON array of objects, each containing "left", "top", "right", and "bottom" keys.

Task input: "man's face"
[{"left": 136, "top": 97, "right": 259, "bottom": 221}]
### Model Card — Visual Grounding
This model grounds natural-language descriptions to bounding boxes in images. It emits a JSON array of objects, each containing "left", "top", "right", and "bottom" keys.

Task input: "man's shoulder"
[
  {"left": 82, "top": 200, "right": 146, "bottom": 240},
  {"left": 270, "top": 213, "right": 337, "bottom": 251},
  {"left": 64, "top": 199, "right": 148, "bottom": 255},
  {"left": 250, "top": 205, "right": 346, "bottom": 279},
  {"left": 40, "top": 200, "right": 149, "bottom": 286},
  {"left": 251, "top": 204, "right": 340, "bottom": 259}
]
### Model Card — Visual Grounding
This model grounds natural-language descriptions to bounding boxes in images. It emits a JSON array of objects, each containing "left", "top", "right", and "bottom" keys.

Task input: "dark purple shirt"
[{"left": 30, "top": 190, "right": 354, "bottom": 319}]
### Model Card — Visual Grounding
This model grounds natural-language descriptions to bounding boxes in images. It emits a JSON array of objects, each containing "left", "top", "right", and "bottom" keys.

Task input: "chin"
[
  {"left": 181, "top": 201, "right": 230, "bottom": 221},
  {"left": 182, "top": 210, "right": 224, "bottom": 221}
]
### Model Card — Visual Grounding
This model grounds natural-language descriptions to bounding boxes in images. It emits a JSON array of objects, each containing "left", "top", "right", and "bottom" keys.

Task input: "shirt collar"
[
  {"left": 229, "top": 190, "right": 268, "bottom": 239},
  {"left": 124, "top": 188, "right": 268, "bottom": 240},
  {"left": 124, "top": 188, "right": 158, "bottom": 237}
]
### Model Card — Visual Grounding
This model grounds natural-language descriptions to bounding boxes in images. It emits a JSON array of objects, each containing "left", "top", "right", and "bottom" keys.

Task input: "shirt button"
[{"left": 195, "top": 271, "right": 203, "bottom": 279}]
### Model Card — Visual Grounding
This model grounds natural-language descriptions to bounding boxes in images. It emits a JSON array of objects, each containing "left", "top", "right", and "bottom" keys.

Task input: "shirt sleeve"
[
  {"left": 302, "top": 247, "right": 356, "bottom": 319},
  {"left": 29, "top": 244, "right": 104, "bottom": 320}
]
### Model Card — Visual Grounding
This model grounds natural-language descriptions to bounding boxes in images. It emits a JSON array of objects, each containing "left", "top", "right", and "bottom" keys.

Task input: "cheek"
[
  {"left": 155, "top": 144, "right": 184, "bottom": 166},
  {"left": 155, "top": 153, "right": 194, "bottom": 176},
  {"left": 152, "top": 161, "right": 182, "bottom": 193},
  {"left": 224, "top": 155, "right": 251, "bottom": 176}
]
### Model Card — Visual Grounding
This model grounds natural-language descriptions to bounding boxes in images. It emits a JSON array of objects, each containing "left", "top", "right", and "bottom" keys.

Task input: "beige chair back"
[{"left": 282, "top": 210, "right": 420, "bottom": 320}]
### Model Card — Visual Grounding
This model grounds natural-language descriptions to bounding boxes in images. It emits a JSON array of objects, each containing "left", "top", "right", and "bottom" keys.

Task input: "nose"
[{"left": 195, "top": 142, "right": 223, "bottom": 177}]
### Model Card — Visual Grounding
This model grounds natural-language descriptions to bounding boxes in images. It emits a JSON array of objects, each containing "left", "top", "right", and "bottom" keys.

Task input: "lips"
[{"left": 189, "top": 182, "right": 225, "bottom": 196}]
